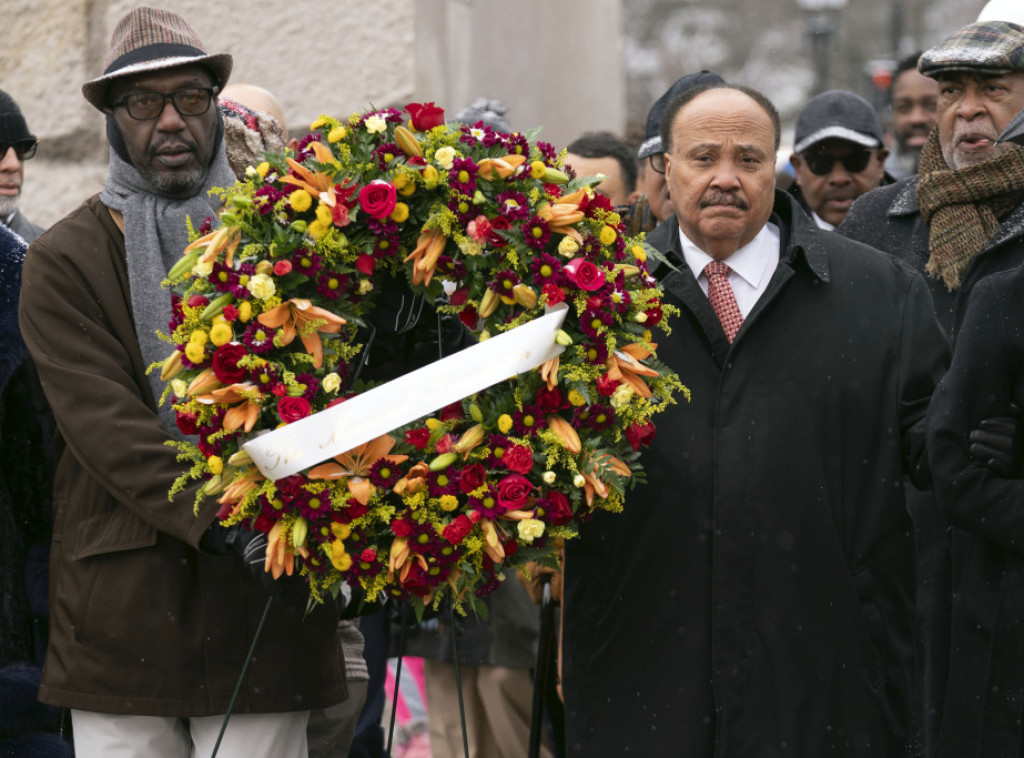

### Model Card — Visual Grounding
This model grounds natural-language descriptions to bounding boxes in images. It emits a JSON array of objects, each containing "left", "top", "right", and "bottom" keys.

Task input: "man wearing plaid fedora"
[{"left": 18, "top": 7, "right": 345, "bottom": 757}]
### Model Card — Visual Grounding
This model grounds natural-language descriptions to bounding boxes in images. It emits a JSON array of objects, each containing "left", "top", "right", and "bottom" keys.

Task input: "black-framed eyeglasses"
[
  {"left": 111, "top": 87, "right": 217, "bottom": 121},
  {"left": 0, "top": 139, "right": 38, "bottom": 161},
  {"left": 802, "top": 149, "right": 873, "bottom": 176},
  {"left": 649, "top": 152, "right": 667, "bottom": 175}
]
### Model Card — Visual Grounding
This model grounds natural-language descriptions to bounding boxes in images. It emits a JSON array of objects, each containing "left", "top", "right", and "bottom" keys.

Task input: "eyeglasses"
[
  {"left": 0, "top": 140, "right": 38, "bottom": 161},
  {"left": 649, "top": 152, "right": 667, "bottom": 175},
  {"left": 801, "top": 149, "right": 873, "bottom": 176},
  {"left": 111, "top": 87, "right": 217, "bottom": 121}
]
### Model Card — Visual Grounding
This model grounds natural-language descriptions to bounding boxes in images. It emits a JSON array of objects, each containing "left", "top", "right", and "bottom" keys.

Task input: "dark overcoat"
[
  {"left": 927, "top": 264, "right": 1024, "bottom": 758},
  {"left": 561, "top": 191, "right": 949, "bottom": 756},
  {"left": 18, "top": 195, "right": 346, "bottom": 716}
]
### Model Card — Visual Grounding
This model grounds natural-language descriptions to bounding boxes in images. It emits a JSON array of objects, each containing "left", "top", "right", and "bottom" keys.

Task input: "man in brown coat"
[{"left": 18, "top": 8, "right": 344, "bottom": 756}]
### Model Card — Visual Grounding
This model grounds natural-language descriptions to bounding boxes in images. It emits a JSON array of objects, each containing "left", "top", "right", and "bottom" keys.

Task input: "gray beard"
[
  {"left": 136, "top": 163, "right": 206, "bottom": 199},
  {"left": 0, "top": 194, "right": 19, "bottom": 219}
]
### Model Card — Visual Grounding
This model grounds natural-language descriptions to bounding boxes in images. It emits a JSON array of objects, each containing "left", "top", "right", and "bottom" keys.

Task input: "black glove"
[
  {"left": 201, "top": 523, "right": 309, "bottom": 612},
  {"left": 970, "top": 402, "right": 1023, "bottom": 478}
]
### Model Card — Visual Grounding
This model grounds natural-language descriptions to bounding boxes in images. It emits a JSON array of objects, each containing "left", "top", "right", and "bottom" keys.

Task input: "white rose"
[
  {"left": 517, "top": 518, "right": 546, "bottom": 544},
  {"left": 542, "top": 470, "right": 556, "bottom": 485},
  {"left": 573, "top": 473, "right": 586, "bottom": 488},
  {"left": 434, "top": 146, "right": 456, "bottom": 170},
  {"left": 246, "top": 272, "right": 276, "bottom": 300}
]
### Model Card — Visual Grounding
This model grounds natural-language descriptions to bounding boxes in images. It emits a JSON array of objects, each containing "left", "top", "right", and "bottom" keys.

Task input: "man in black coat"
[
  {"left": 560, "top": 82, "right": 949, "bottom": 756},
  {"left": 839, "top": 20, "right": 1024, "bottom": 340},
  {"left": 927, "top": 263, "right": 1024, "bottom": 757}
]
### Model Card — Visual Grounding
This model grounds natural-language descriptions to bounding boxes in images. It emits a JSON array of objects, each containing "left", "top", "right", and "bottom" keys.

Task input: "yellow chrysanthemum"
[
  {"left": 568, "top": 390, "right": 586, "bottom": 407},
  {"left": 632, "top": 244, "right": 647, "bottom": 262},
  {"left": 289, "top": 189, "right": 312, "bottom": 213},
  {"left": 599, "top": 225, "right": 617, "bottom": 246},
  {"left": 425, "top": 418, "right": 441, "bottom": 430},
  {"left": 190, "top": 329, "right": 208, "bottom": 346},
  {"left": 328, "top": 126, "right": 347, "bottom": 143},
  {"left": 308, "top": 219, "right": 330, "bottom": 240},
  {"left": 390, "top": 202, "right": 410, "bottom": 223},
  {"left": 439, "top": 495, "right": 458, "bottom": 512},
  {"left": 207, "top": 455, "right": 223, "bottom": 475},
  {"left": 331, "top": 522, "right": 352, "bottom": 540},
  {"left": 310, "top": 116, "right": 328, "bottom": 131},
  {"left": 209, "top": 322, "right": 233, "bottom": 346},
  {"left": 530, "top": 160, "right": 547, "bottom": 180},
  {"left": 498, "top": 414, "right": 513, "bottom": 433},
  {"left": 237, "top": 301, "right": 253, "bottom": 322},
  {"left": 256, "top": 161, "right": 270, "bottom": 179},
  {"left": 316, "top": 202, "right": 333, "bottom": 224},
  {"left": 185, "top": 341, "right": 205, "bottom": 364},
  {"left": 330, "top": 542, "right": 352, "bottom": 572}
]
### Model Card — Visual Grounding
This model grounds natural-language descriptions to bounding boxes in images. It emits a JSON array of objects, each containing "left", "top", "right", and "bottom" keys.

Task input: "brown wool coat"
[{"left": 18, "top": 195, "right": 346, "bottom": 716}]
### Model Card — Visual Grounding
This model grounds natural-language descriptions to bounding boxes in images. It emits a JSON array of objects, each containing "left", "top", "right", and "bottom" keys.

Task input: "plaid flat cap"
[
  {"left": 82, "top": 6, "right": 232, "bottom": 111},
  {"left": 919, "top": 20, "right": 1024, "bottom": 78}
]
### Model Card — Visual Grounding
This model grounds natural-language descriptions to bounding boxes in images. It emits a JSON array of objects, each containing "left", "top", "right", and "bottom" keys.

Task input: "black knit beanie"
[{"left": 0, "top": 89, "right": 35, "bottom": 144}]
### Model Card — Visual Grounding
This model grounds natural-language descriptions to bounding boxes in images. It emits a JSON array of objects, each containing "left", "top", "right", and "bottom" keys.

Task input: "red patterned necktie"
[{"left": 703, "top": 260, "right": 743, "bottom": 342}]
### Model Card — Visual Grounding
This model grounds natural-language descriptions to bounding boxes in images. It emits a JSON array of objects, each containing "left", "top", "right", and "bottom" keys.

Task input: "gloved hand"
[
  {"left": 201, "top": 523, "right": 309, "bottom": 612},
  {"left": 970, "top": 402, "right": 1023, "bottom": 478}
]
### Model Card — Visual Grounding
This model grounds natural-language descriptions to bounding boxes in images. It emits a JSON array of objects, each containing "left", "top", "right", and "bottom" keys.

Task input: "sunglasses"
[
  {"left": 1, "top": 140, "right": 38, "bottom": 161},
  {"left": 801, "top": 149, "right": 873, "bottom": 176}
]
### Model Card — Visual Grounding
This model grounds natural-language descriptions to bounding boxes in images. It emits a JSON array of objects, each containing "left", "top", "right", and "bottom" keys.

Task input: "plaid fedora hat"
[{"left": 82, "top": 6, "right": 232, "bottom": 111}]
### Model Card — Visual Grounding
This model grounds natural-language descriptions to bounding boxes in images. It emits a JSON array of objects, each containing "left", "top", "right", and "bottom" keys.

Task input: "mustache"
[{"left": 700, "top": 191, "right": 749, "bottom": 210}]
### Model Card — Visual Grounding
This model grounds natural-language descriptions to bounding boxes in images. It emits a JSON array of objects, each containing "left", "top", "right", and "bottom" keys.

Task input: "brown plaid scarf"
[{"left": 917, "top": 129, "right": 1024, "bottom": 290}]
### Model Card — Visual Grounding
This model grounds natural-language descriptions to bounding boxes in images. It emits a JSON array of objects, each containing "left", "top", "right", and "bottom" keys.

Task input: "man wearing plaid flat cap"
[
  {"left": 841, "top": 19, "right": 1024, "bottom": 758},
  {"left": 18, "top": 7, "right": 345, "bottom": 757}
]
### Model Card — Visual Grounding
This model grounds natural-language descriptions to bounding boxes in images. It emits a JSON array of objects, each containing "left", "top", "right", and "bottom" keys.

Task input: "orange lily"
[
  {"left": 580, "top": 451, "right": 631, "bottom": 507},
  {"left": 538, "top": 200, "right": 585, "bottom": 242},
  {"left": 393, "top": 462, "right": 430, "bottom": 496},
  {"left": 307, "top": 434, "right": 408, "bottom": 505},
  {"left": 257, "top": 298, "right": 346, "bottom": 369},
  {"left": 186, "top": 367, "right": 222, "bottom": 397},
  {"left": 403, "top": 229, "right": 447, "bottom": 286},
  {"left": 477, "top": 153, "right": 527, "bottom": 180},
  {"left": 279, "top": 154, "right": 335, "bottom": 197},
  {"left": 388, "top": 536, "right": 411, "bottom": 583},
  {"left": 480, "top": 518, "right": 506, "bottom": 562},
  {"left": 183, "top": 225, "right": 242, "bottom": 267},
  {"left": 605, "top": 343, "right": 660, "bottom": 399},
  {"left": 264, "top": 520, "right": 310, "bottom": 579},
  {"left": 196, "top": 382, "right": 262, "bottom": 433},
  {"left": 538, "top": 355, "right": 560, "bottom": 390},
  {"left": 215, "top": 469, "right": 265, "bottom": 515}
]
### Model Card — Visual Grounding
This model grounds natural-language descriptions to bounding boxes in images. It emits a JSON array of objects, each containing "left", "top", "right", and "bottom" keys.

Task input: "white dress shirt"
[{"left": 678, "top": 222, "right": 781, "bottom": 318}]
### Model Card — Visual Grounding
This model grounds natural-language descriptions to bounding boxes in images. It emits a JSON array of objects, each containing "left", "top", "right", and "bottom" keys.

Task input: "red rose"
[
  {"left": 278, "top": 396, "right": 311, "bottom": 424},
  {"left": 343, "top": 499, "right": 370, "bottom": 519},
  {"left": 496, "top": 474, "right": 534, "bottom": 510},
  {"left": 504, "top": 444, "right": 534, "bottom": 474},
  {"left": 441, "top": 402, "right": 464, "bottom": 421},
  {"left": 542, "top": 282, "right": 566, "bottom": 305},
  {"left": 358, "top": 180, "right": 397, "bottom": 220},
  {"left": 392, "top": 518, "right": 413, "bottom": 538},
  {"left": 625, "top": 420, "right": 656, "bottom": 451},
  {"left": 405, "top": 428, "right": 431, "bottom": 449},
  {"left": 535, "top": 387, "right": 564, "bottom": 413},
  {"left": 273, "top": 260, "right": 292, "bottom": 276},
  {"left": 644, "top": 304, "right": 664, "bottom": 326},
  {"left": 175, "top": 412, "right": 198, "bottom": 436},
  {"left": 275, "top": 474, "right": 307, "bottom": 500},
  {"left": 596, "top": 372, "right": 620, "bottom": 396},
  {"left": 544, "top": 491, "right": 574, "bottom": 526},
  {"left": 458, "top": 463, "right": 486, "bottom": 494},
  {"left": 458, "top": 305, "right": 479, "bottom": 330},
  {"left": 212, "top": 342, "right": 248, "bottom": 384},
  {"left": 564, "top": 257, "right": 605, "bottom": 292},
  {"left": 406, "top": 101, "right": 445, "bottom": 131},
  {"left": 487, "top": 216, "right": 510, "bottom": 247},
  {"left": 356, "top": 254, "right": 376, "bottom": 275}
]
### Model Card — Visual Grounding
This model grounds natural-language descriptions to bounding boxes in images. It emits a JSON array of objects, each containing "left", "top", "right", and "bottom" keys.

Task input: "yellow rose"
[
  {"left": 517, "top": 518, "right": 545, "bottom": 544},
  {"left": 365, "top": 114, "right": 387, "bottom": 134},
  {"left": 207, "top": 455, "right": 224, "bottom": 475},
  {"left": 611, "top": 383, "right": 635, "bottom": 408},
  {"left": 289, "top": 189, "right": 312, "bottom": 212},
  {"left": 434, "top": 146, "right": 456, "bottom": 170},
  {"left": 209, "top": 322, "right": 233, "bottom": 346},
  {"left": 246, "top": 273, "right": 277, "bottom": 300},
  {"left": 322, "top": 373, "right": 341, "bottom": 393},
  {"left": 497, "top": 414, "right": 513, "bottom": 433},
  {"left": 457, "top": 237, "right": 483, "bottom": 257},
  {"left": 389, "top": 202, "right": 410, "bottom": 223},
  {"left": 185, "top": 341, "right": 206, "bottom": 364},
  {"left": 558, "top": 236, "right": 580, "bottom": 257}
]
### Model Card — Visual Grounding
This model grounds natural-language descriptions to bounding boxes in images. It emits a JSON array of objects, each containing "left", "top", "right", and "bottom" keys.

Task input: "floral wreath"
[{"left": 160, "top": 101, "right": 686, "bottom": 615}]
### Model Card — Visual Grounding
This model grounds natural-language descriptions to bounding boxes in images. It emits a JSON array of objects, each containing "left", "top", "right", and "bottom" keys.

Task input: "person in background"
[
  {"left": 0, "top": 90, "right": 43, "bottom": 242},
  {"left": 564, "top": 131, "right": 639, "bottom": 208},
  {"left": 635, "top": 70, "right": 725, "bottom": 225},
  {"left": 885, "top": 53, "right": 939, "bottom": 180},
  {"left": 18, "top": 8, "right": 346, "bottom": 756},
  {"left": 788, "top": 90, "right": 890, "bottom": 230}
]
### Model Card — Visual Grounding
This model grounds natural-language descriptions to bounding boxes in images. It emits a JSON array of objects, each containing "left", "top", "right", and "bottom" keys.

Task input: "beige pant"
[
  {"left": 71, "top": 709, "right": 309, "bottom": 758},
  {"left": 423, "top": 660, "right": 552, "bottom": 758}
]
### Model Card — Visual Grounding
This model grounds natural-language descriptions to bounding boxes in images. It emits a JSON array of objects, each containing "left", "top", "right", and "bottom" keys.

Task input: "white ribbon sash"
[{"left": 243, "top": 304, "right": 569, "bottom": 480}]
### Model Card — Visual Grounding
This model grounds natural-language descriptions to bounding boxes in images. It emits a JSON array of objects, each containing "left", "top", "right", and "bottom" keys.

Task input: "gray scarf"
[{"left": 100, "top": 148, "right": 235, "bottom": 436}]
